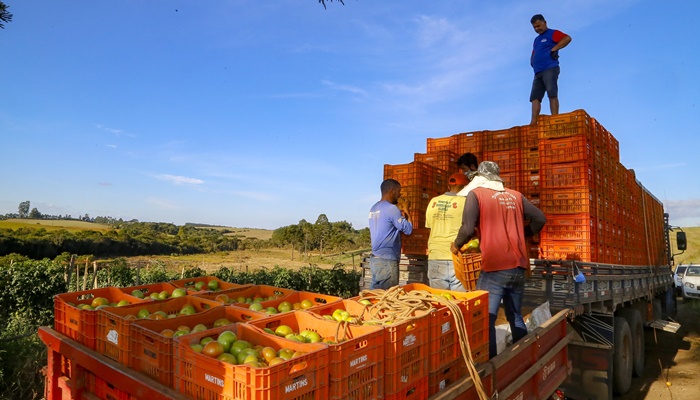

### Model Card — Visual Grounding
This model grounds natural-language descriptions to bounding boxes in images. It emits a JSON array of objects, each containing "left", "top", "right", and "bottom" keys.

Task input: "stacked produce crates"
[
  {"left": 384, "top": 109, "right": 667, "bottom": 265},
  {"left": 44, "top": 277, "right": 491, "bottom": 400}
]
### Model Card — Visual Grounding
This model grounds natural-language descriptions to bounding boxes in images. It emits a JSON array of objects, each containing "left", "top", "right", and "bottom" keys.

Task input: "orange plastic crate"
[
  {"left": 414, "top": 150, "right": 458, "bottom": 172},
  {"left": 174, "top": 323, "right": 329, "bottom": 400},
  {"left": 483, "top": 127, "right": 521, "bottom": 151},
  {"left": 483, "top": 149, "right": 521, "bottom": 173},
  {"left": 194, "top": 284, "right": 295, "bottom": 305},
  {"left": 97, "top": 296, "right": 222, "bottom": 366},
  {"left": 540, "top": 160, "right": 593, "bottom": 189},
  {"left": 454, "top": 253, "right": 482, "bottom": 291},
  {"left": 453, "top": 131, "right": 483, "bottom": 155},
  {"left": 118, "top": 282, "right": 178, "bottom": 299},
  {"left": 401, "top": 227, "right": 429, "bottom": 256},
  {"left": 383, "top": 161, "right": 434, "bottom": 188},
  {"left": 385, "top": 376, "right": 428, "bottom": 400},
  {"left": 84, "top": 371, "right": 136, "bottom": 400},
  {"left": 521, "top": 126, "right": 539, "bottom": 148},
  {"left": 130, "top": 306, "right": 268, "bottom": 387},
  {"left": 400, "top": 284, "right": 489, "bottom": 372},
  {"left": 169, "top": 276, "right": 250, "bottom": 294},
  {"left": 426, "top": 136, "right": 458, "bottom": 153},
  {"left": 53, "top": 287, "right": 148, "bottom": 350},
  {"left": 539, "top": 188, "right": 595, "bottom": 214},
  {"left": 538, "top": 109, "right": 593, "bottom": 140},
  {"left": 499, "top": 171, "right": 522, "bottom": 192},
  {"left": 383, "top": 310, "right": 431, "bottom": 395},
  {"left": 522, "top": 170, "right": 540, "bottom": 194},
  {"left": 248, "top": 311, "right": 384, "bottom": 400},
  {"left": 523, "top": 148, "right": 539, "bottom": 171},
  {"left": 539, "top": 135, "right": 594, "bottom": 165},
  {"left": 540, "top": 240, "right": 595, "bottom": 262},
  {"left": 541, "top": 213, "right": 598, "bottom": 242},
  {"left": 428, "top": 359, "right": 466, "bottom": 397}
]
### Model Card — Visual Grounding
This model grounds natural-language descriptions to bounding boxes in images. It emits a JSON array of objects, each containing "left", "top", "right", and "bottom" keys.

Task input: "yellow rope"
[{"left": 358, "top": 287, "right": 491, "bottom": 400}]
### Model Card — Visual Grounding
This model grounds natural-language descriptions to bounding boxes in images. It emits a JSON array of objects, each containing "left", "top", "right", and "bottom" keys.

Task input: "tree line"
[{"left": 1, "top": 202, "right": 370, "bottom": 259}]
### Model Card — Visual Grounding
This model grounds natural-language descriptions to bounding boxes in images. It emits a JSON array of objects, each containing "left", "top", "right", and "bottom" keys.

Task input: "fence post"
[
  {"left": 92, "top": 261, "right": 98, "bottom": 289},
  {"left": 65, "top": 255, "right": 75, "bottom": 291},
  {"left": 82, "top": 260, "right": 89, "bottom": 291},
  {"left": 136, "top": 262, "right": 141, "bottom": 286}
]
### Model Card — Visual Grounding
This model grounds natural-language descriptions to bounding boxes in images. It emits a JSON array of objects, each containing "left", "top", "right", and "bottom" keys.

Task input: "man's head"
[
  {"left": 448, "top": 172, "right": 469, "bottom": 191},
  {"left": 531, "top": 14, "right": 548, "bottom": 35},
  {"left": 380, "top": 178, "right": 402, "bottom": 204},
  {"left": 477, "top": 161, "right": 503, "bottom": 182},
  {"left": 457, "top": 153, "right": 478, "bottom": 173}
]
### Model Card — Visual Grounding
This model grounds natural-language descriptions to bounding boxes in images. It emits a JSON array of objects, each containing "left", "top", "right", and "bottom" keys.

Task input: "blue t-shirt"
[
  {"left": 531, "top": 29, "right": 566, "bottom": 74},
  {"left": 368, "top": 200, "right": 413, "bottom": 260}
]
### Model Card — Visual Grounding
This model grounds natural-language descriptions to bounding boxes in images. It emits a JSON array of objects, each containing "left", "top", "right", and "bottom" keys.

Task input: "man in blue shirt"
[
  {"left": 529, "top": 14, "right": 572, "bottom": 125},
  {"left": 368, "top": 179, "right": 413, "bottom": 289}
]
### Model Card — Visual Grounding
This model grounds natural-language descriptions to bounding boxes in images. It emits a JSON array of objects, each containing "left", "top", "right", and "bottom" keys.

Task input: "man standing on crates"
[
  {"left": 529, "top": 14, "right": 572, "bottom": 125},
  {"left": 425, "top": 173, "right": 470, "bottom": 291},
  {"left": 368, "top": 179, "right": 413, "bottom": 289},
  {"left": 451, "top": 161, "right": 546, "bottom": 358}
]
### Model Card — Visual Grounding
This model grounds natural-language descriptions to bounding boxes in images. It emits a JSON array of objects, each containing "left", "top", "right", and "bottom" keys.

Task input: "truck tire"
[
  {"left": 613, "top": 317, "right": 633, "bottom": 395},
  {"left": 618, "top": 308, "right": 644, "bottom": 377}
]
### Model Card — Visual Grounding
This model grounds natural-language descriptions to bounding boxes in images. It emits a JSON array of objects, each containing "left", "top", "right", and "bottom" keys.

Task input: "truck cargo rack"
[{"left": 524, "top": 259, "right": 674, "bottom": 314}]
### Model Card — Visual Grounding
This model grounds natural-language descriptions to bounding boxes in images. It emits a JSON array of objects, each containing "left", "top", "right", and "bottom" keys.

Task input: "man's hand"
[
  {"left": 550, "top": 50, "right": 559, "bottom": 60},
  {"left": 450, "top": 242, "right": 460, "bottom": 255}
]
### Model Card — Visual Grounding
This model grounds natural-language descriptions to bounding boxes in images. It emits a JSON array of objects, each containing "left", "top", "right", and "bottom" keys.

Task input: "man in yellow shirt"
[{"left": 425, "top": 173, "right": 469, "bottom": 291}]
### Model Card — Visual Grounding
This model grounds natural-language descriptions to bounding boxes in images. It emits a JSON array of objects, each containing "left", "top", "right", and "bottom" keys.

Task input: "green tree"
[
  {"left": 18, "top": 201, "right": 29, "bottom": 218},
  {"left": 0, "top": 1, "right": 12, "bottom": 29},
  {"left": 299, "top": 219, "right": 313, "bottom": 257},
  {"left": 28, "top": 208, "right": 42, "bottom": 219},
  {"left": 314, "top": 214, "right": 331, "bottom": 256}
]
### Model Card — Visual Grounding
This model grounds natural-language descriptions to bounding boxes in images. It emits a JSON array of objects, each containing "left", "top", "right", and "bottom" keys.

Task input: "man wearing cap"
[
  {"left": 451, "top": 161, "right": 546, "bottom": 358},
  {"left": 425, "top": 173, "right": 470, "bottom": 291},
  {"left": 368, "top": 179, "right": 413, "bottom": 290}
]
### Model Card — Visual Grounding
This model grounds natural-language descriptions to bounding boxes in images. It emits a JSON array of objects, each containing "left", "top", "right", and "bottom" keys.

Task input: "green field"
[
  {"left": 0, "top": 218, "right": 112, "bottom": 232},
  {"left": 672, "top": 226, "right": 700, "bottom": 265},
  {"left": 0, "top": 219, "right": 274, "bottom": 240}
]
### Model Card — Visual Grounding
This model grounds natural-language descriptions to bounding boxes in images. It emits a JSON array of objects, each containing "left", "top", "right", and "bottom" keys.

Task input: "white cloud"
[
  {"left": 321, "top": 80, "right": 368, "bottom": 97},
  {"left": 153, "top": 174, "right": 204, "bottom": 185}
]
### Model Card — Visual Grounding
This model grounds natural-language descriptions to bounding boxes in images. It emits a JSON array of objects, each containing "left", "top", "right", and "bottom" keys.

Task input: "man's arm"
[
  {"left": 453, "top": 192, "right": 479, "bottom": 249},
  {"left": 551, "top": 31, "right": 571, "bottom": 52},
  {"left": 522, "top": 196, "right": 546, "bottom": 240}
]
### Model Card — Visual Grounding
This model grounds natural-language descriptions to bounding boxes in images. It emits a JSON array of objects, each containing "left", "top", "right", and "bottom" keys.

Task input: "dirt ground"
[{"left": 617, "top": 298, "right": 700, "bottom": 400}]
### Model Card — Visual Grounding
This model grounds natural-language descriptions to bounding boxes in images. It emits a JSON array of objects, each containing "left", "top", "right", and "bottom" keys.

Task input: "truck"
[
  {"left": 375, "top": 109, "right": 686, "bottom": 399},
  {"left": 39, "top": 109, "right": 685, "bottom": 400}
]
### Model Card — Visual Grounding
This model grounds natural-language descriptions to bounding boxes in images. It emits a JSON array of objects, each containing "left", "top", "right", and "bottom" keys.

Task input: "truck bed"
[
  {"left": 429, "top": 308, "right": 573, "bottom": 400},
  {"left": 524, "top": 259, "right": 673, "bottom": 314}
]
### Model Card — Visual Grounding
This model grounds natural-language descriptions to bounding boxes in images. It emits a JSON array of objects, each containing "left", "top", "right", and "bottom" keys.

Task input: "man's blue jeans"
[
  {"left": 428, "top": 260, "right": 465, "bottom": 291},
  {"left": 476, "top": 268, "right": 528, "bottom": 358},
  {"left": 369, "top": 257, "right": 399, "bottom": 289}
]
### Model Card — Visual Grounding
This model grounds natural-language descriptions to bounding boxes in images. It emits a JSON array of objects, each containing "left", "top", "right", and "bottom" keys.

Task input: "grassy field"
[
  {"left": 0, "top": 218, "right": 112, "bottom": 232},
  {"left": 672, "top": 226, "right": 700, "bottom": 265}
]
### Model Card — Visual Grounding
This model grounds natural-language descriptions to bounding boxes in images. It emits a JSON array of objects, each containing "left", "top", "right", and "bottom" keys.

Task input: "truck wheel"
[
  {"left": 613, "top": 317, "right": 633, "bottom": 395},
  {"left": 618, "top": 308, "right": 645, "bottom": 377}
]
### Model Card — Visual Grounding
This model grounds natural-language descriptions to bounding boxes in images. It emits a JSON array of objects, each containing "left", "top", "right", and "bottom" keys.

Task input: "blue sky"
[{"left": 2, "top": 1, "right": 699, "bottom": 230}]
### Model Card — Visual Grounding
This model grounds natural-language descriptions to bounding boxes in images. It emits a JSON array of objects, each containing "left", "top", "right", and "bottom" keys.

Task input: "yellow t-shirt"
[{"left": 425, "top": 193, "right": 466, "bottom": 260}]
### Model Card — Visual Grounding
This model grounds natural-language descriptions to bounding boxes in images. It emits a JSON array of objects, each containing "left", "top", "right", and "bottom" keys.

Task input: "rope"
[{"left": 357, "top": 287, "right": 491, "bottom": 400}]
